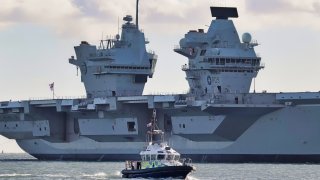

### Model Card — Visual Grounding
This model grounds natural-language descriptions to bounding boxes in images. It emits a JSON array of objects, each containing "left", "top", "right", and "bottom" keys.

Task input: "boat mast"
[
  {"left": 148, "top": 109, "right": 158, "bottom": 143},
  {"left": 136, "top": 0, "right": 139, "bottom": 29}
]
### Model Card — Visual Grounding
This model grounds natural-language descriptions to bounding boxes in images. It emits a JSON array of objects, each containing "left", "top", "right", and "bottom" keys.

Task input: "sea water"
[{"left": 1, "top": 154, "right": 320, "bottom": 180}]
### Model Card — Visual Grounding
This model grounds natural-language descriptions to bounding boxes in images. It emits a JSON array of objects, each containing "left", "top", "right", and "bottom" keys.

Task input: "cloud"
[
  {"left": 313, "top": 2, "right": 320, "bottom": 15},
  {"left": 72, "top": 0, "right": 105, "bottom": 18},
  {"left": 0, "top": 0, "right": 319, "bottom": 41},
  {"left": 245, "top": 0, "right": 296, "bottom": 14},
  {"left": 0, "top": 0, "right": 216, "bottom": 39},
  {"left": 245, "top": 0, "right": 320, "bottom": 15},
  {"left": 142, "top": 0, "right": 209, "bottom": 24}
]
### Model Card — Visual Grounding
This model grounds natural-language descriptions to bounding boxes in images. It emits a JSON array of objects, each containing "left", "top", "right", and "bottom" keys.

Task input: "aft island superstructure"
[{"left": 1, "top": 2, "right": 320, "bottom": 163}]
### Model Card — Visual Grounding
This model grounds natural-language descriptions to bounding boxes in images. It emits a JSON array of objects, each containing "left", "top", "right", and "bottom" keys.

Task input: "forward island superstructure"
[{"left": 1, "top": 2, "right": 320, "bottom": 163}]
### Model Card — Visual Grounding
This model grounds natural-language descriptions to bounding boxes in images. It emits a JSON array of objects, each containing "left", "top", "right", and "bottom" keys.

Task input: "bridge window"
[{"left": 220, "top": 58, "right": 225, "bottom": 65}]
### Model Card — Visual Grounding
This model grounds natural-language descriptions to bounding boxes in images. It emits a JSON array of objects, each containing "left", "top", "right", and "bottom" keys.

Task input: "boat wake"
[
  {"left": 0, "top": 173, "right": 32, "bottom": 178},
  {"left": 186, "top": 175, "right": 199, "bottom": 180},
  {"left": 81, "top": 171, "right": 122, "bottom": 179}
]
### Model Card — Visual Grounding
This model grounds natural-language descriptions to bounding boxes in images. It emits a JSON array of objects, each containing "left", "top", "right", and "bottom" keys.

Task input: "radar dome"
[
  {"left": 116, "top": 34, "right": 120, "bottom": 40},
  {"left": 242, "top": 33, "right": 252, "bottom": 43}
]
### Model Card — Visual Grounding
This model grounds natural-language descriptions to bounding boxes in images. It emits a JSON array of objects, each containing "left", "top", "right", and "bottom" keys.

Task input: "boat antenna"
[
  {"left": 136, "top": 0, "right": 139, "bottom": 29},
  {"left": 147, "top": 109, "right": 158, "bottom": 143},
  {"left": 117, "top": 16, "right": 120, "bottom": 35}
]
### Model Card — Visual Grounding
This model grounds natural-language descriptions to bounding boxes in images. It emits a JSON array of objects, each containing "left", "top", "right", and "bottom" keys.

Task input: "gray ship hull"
[
  {"left": 30, "top": 154, "right": 320, "bottom": 163},
  {"left": 7, "top": 93, "right": 319, "bottom": 163}
]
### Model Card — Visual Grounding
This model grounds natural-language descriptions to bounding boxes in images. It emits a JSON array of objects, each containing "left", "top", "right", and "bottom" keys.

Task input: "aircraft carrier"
[{"left": 1, "top": 1, "right": 320, "bottom": 163}]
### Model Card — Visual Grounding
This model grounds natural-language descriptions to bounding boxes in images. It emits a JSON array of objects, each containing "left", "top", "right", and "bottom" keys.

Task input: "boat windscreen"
[
  {"left": 167, "top": 155, "right": 174, "bottom": 160},
  {"left": 146, "top": 154, "right": 151, "bottom": 160},
  {"left": 157, "top": 154, "right": 165, "bottom": 160},
  {"left": 151, "top": 154, "right": 157, "bottom": 160}
]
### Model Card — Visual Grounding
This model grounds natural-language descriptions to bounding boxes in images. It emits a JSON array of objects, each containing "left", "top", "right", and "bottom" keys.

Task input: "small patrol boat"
[{"left": 121, "top": 109, "right": 195, "bottom": 179}]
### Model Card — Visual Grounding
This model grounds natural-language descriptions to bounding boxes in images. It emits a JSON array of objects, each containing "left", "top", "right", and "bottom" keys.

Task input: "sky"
[{"left": 1, "top": 0, "right": 320, "bottom": 153}]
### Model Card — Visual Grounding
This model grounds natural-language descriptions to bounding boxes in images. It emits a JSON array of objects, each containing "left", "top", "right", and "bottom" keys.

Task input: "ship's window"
[
  {"left": 112, "top": 91, "right": 116, "bottom": 97},
  {"left": 74, "top": 118, "right": 80, "bottom": 134},
  {"left": 157, "top": 154, "right": 165, "bottom": 160},
  {"left": 226, "top": 58, "right": 230, "bottom": 63},
  {"left": 182, "top": 124, "right": 186, "bottom": 128},
  {"left": 252, "top": 59, "right": 256, "bottom": 66},
  {"left": 146, "top": 155, "right": 151, "bottom": 160},
  {"left": 220, "top": 58, "right": 225, "bottom": 65},
  {"left": 236, "top": 59, "right": 240, "bottom": 63},
  {"left": 151, "top": 154, "right": 157, "bottom": 160},
  {"left": 174, "top": 155, "right": 180, "bottom": 161},
  {"left": 127, "top": 122, "right": 136, "bottom": 132},
  {"left": 135, "top": 75, "right": 147, "bottom": 83},
  {"left": 231, "top": 59, "right": 235, "bottom": 63},
  {"left": 217, "top": 86, "right": 222, "bottom": 93},
  {"left": 141, "top": 155, "right": 145, "bottom": 161},
  {"left": 167, "top": 155, "right": 174, "bottom": 160},
  {"left": 200, "top": 50, "right": 206, "bottom": 56}
]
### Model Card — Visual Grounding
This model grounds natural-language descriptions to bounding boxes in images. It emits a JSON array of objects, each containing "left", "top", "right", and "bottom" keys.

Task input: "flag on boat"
[
  {"left": 147, "top": 123, "right": 152, "bottom": 127},
  {"left": 49, "top": 82, "right": 54, "bottom": 91}
]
